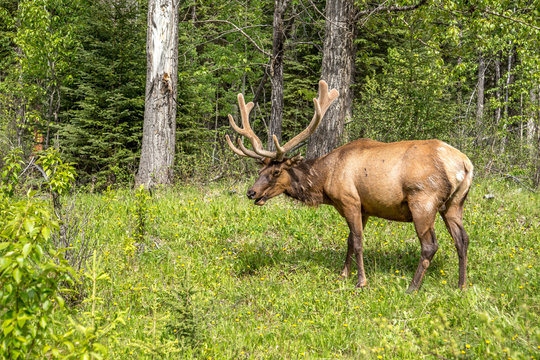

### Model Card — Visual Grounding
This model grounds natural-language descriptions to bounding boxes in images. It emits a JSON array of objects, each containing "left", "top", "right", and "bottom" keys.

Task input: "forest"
[{"left": 0, "top": 0, "right": 539, "bottom": 359}]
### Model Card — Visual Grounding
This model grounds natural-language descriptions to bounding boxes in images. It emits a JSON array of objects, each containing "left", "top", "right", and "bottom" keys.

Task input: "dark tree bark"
[
  {"left": 136, "top": 0, "right": 179, "bottom": 187},
  {"left": 306, "top": 0, "right": 356, "bottom": 159},
  {"left": 268, "top": 0, "right": 292, "bottom": 151}
]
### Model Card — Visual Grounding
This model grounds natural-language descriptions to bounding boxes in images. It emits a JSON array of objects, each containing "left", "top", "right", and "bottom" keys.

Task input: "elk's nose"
[{"left": 247, "top": 189, "right": 256, "bottom": 199}]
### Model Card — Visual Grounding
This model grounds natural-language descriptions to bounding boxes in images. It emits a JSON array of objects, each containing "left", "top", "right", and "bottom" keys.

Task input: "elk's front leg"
[
  {"left": 343, "top": 208, "right": 367, "bottom": 288},
  {"left": 341, "top": 215, "right": 369, "bottom": 279}
]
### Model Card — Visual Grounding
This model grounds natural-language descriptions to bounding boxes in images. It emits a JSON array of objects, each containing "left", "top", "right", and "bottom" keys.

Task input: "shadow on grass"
[{"left": 234, "top": 242, "right": 448, "bottom": 283}]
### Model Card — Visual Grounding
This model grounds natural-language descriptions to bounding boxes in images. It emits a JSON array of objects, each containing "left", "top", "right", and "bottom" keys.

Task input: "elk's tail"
[{"left": 451, "top": 157, "right": 473, "bottom": 207}]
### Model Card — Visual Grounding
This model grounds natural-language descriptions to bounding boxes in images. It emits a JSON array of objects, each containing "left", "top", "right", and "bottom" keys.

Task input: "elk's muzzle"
[{"left": 247, "top": 188, "right": 267, "bottom": 206}]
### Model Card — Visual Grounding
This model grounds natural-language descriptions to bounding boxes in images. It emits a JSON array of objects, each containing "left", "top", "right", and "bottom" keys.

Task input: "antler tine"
[
  {"left": 272, "top": 134, "right": 286, "bottom": 160},
  {"left": 236, "top": 137, "right": 264, "bottom": 160},
  {"left": 227, "top": 93, "right": 276, "bottom": 159},
  {"left": 238, "top": 94, "right": 255, "bottom": 134},
  {"left": 225, "top": 134, "right": 251, "bottom": 158},
  {"left": 227, "top": 94, "right": 254, "bottom": 137},
  {"left": 275, "top": 80, "right": 339, "bottom": 159},
  {"left": 317, "top": 80, "right": 340, "bottom": 112}
]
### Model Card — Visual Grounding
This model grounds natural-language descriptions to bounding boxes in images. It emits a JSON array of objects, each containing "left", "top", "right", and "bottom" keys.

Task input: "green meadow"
[{"left": 48, "top": 177, "right": 539, "bottom": 359}]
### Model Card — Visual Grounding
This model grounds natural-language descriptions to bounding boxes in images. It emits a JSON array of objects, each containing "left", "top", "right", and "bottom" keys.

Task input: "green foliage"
[
  {"left": 0, "top": 191, "right": 72, "bottom": 358},
  {"left": 54, "top": 251, "right": 126, "bottom": 360},
  {"left": 0, "top": 1, "right": 16, "bottom": 71},
  {"left": 15, "top": 0, "right": 78, "bottom": 83},
  {"left": 175, "top": 0, "right": 271, "bottom": 181},
  {"left": 0, "top": 147, "right": 23, "bottom": 197},
  {"left": 134, "top": 186, "right": 150, "bottom": 245},
  {"left": 161, "top": 272, "right": 197, "bottom": 349},
  {"left": 15, "top": 0, "right": 79, "bottom": 147},
  {"left": 282, "top": 44, "right": 323, "bottom": 145},
  {"left": 58, "top": 0, "right": 146, "bottom": 187},
  {"left": 0, "top": 187, "right": 126, "bottom": 358},
  {"left": 126, "top": 283, "right": 185, "bottom": 358},
  {"left": 352, "top": 45, "right": 458, "bottom": 142},
  {"left": 37, "top": 148, "right": 76, "bottom": 197},
  {"left": 2, "top": 0, "right": 540, "bottom": 186}
]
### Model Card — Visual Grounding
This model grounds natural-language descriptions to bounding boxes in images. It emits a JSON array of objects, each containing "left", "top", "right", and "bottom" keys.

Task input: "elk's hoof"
[
  {"left": 405, "top": 286, "right": 419, "bottom": 294},
  {"left": 355, "top": 280, "right": 368, "bottom": 288}
]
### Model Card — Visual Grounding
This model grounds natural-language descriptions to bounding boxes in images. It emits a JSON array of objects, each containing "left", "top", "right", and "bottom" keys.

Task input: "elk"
[{"left": 226, "top": 80, "right": 473, "bottom": 293}]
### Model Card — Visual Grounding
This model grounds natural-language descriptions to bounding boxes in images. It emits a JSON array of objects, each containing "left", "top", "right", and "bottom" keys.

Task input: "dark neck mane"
[{"left": 285, "top": 159, "right": 325, "bottom": 207}]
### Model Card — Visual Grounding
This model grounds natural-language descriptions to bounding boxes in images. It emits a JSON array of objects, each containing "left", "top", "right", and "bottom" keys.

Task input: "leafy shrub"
[
  {"left": 0, "top": 191, "right": 73, "bottom": 358},
  {"left": 52, "top": 251, "right": 126, "bottom": 360},
  {"left": 37, "top": 148, "right": 76, "bottom": 199},
  {"left": 0, "top": 147, "right": 23, "bottom": 197}
]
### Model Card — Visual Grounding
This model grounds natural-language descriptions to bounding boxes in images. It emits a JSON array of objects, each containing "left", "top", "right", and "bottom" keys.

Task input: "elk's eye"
[{"left": 272, "top": 169, "right": 281, "bottom": 177}]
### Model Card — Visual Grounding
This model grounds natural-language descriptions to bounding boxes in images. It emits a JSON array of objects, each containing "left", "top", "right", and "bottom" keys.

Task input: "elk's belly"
[
  {"left": 357, "top": 181, "right": 413, "bottom": 222},
  {"left": 361, "top": 200, "right": 413, "bottom": 222}
]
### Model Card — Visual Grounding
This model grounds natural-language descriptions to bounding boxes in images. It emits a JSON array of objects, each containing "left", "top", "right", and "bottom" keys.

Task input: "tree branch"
[
  {"left": 252, "top": 64, "right": 270, "bottom": 104},
  {"left": 195, "top": 20, "right": 271, "bottom": 57},
  {"left": 355, "top": 0, "right": 428, "bottom": 21},
  {"left": 483, "top": 8, "right": 540, "bottom": 31}
]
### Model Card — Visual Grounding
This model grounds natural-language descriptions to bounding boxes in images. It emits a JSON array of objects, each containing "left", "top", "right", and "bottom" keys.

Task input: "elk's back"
[{"left": 322, "top": 139, "right": 472, "bottom": 221}]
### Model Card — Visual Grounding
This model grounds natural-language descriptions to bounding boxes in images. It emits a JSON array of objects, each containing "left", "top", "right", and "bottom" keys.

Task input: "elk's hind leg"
[
  {"left": 406, "top": 199, "right": 439, "bottom": 293},
  {"left": 440, "top": 202, "right": 470, "bottom": 289}
]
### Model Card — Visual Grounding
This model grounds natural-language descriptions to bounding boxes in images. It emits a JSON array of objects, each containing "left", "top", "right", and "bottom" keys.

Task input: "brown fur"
[{"left": 246, "top": 138, "right": 473, "bottom": 292}]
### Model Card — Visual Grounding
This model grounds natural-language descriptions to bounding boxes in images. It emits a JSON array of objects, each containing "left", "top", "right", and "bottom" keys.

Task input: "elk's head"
[
  {"left": 226, "top": 80, "right": 339, "bottom": 205},
  {"left": 245, "top": 155, "right": 303, "bottom": 205}
]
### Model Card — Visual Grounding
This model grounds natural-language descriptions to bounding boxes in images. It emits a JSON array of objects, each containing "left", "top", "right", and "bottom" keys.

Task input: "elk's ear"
[
  {"left": 284, "top": 154, "right": 303, "bottom": 168},
  {"left": 257, "top": 158, "right": 272, "bottom": 166}
]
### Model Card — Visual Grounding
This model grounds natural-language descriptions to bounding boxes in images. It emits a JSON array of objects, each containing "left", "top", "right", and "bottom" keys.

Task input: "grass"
[{"left": 61, "top": 178, "right": 539, "bottom": 359}]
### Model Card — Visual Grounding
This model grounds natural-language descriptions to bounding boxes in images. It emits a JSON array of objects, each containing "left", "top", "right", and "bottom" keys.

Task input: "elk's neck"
[{"left": 285, "top": 159, "right": 326, "bottom": 206}]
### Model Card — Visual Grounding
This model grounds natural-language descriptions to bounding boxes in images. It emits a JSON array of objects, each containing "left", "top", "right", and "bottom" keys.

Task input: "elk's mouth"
[{"left": 254, "top": 196, "right": 267, "bottom": 206}]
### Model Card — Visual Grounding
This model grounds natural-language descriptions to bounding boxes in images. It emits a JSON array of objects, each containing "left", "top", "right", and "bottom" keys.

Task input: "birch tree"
[
  {"left": 136, "top": 0, "right": 179, "bottom": 187},
  {"left": 476, "top": 54, "right": 485, "bottom": 127}
]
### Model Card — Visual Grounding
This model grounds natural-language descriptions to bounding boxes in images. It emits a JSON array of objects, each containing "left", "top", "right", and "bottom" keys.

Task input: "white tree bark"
[
  {"left": 136, "top": 0, "right": 179, "bottom": 187},
  {"left": 528, "top": 87, "right": 538, "bottom": 160},
  {"left": 476, "top": 54, "right": 485, "bottom": 127}
]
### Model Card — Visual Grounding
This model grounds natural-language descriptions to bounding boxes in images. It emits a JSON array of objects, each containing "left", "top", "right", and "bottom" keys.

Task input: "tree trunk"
[
  {"left": 494, "top": 54, "right": 502, "bottom": 126},
  {"left": 475, "top": 53, "right": 485, "bottom": 128},
  {"left": 501, "top": 46, "right": 514, "bottom": 154},
  {"left": 268, "top": 0, "right": 291, "bottom": 151},
  {"left": 307, "top": 0, "right": 356, "bottom": 159},
  {"left": 535, "top": 84, "right": 540, "bottom": 188},
  {"left": 14, "top": 47, "right": 26, "bottom": 149},
  {"left": 136, "top": 0, "right": 179, "bottom": 188},
  {"left": 528, "top": 88, "right": 538, "bottom": 176}
]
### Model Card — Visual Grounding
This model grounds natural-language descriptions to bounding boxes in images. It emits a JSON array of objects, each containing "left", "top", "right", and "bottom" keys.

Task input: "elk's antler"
[{"left": 226, "top": 80, "right": 339, "bottom": 161}]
